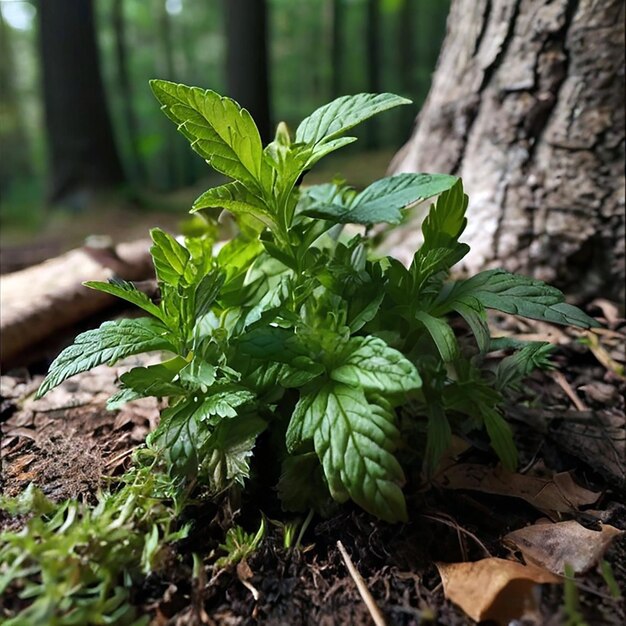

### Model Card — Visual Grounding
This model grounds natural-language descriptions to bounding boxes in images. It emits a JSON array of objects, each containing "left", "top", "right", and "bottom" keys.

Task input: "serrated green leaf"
[
  {"left": 483, "top": 408, "right": 518, "bottom": 471},
  {"left": 160, "top": 402, "right": 200, "bottom": 478},
  {"left": 217, "top": 237, "right": 264, "bottom": 285},
  {"left": 108, "top": 361, "right": 185, "bottom": 409},
  {"left": 150, "top": 228, "right": 194, "bottom": 286},
  {"left": 303, "top": 136, "right": 358, "bottom": 168},
  {"left": 237, "top": 326, "right": 306, "bottom": 360},
  {"left": 352, "top": 173, "right": 458, "bottom": 223},
  {"left": 150, "top": 80, "right": 264, "bottom": 190},
  {"left": 441, "top": 269, "right": 598, "bottom": 328},
  {"left": 204, "top": 416, "right": 266, "bottom": 491},
  {"left": 304, "top": 174, "right": 458, "bottom": 225},
  {"left": 285, "top": 388, "right": 323, "bottom": 453},
  {"left": 179, "top": 358, "right": 217, "bottom": 390},
  {"left": 331, "top": 335, "right": 421, "bottom": 393},
  {"left": 191, "top": 182, "right": 275, "bottom": 228},
  {"left": 278, "top": 453, "right": 334, "bottom": 514},
  {"left": 410, "top": 244, "right": 470, "bottom": 288},
  {"left": 421, "top": 179, "right": 468, "bottom": 252},
  {"left": 451, "top": 296, "right": 490, "bottom": 353},
  {"left": 295, "top": 92, "right": 411, "bottom": 146},
  {"left": 192, "top": 387, "right": 256, "bottom": 422},
  {"left": 106, "top": 387, "right": 144, "bottom": 411},
  {"left": 194, "top": 271, "right": 224, "bottom": 318},
  {"left": 286, "top": 385, "right": 407, "bottom": 522},
  {"left": 348, "top": 289, "right": 385, "bottom": 332},
  {"left": 414, "top": 310, "right": 459, "bottom": 361},
  {"left": 495, "top": 342, "right": 554, "bottom": 390},
  {"left": 37, "top": 318, "right": 176, "bottom": 398},
  {"left": 84, "top": 278, "right": 165, "bottom": 322}
]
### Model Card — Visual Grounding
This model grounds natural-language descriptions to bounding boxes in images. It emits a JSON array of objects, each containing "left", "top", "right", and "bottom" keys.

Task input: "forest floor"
[
  {"left": 1, "top": 149, "right": 625, "bottom": 624},
  {"left": 1, "top": 302, "right": 624, "bottom": 625}
]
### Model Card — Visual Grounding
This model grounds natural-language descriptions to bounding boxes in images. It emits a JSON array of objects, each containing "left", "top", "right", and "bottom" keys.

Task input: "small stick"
[
  {"left": 103, "top": 446, "right": 136, "bottom": 469},
  {"left": 420, "top": 513, "right": 491, "bottom": 557},
  {"left": 336, "top": 540, "right": 387, "bottom": 626},
  {"left": 551, "top": 370, "right": 588, "bottom": 411}
]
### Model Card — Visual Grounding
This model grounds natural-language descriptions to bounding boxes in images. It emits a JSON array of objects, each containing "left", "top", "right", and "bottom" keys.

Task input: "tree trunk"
[
  {"left": 112, "top": 0, "right": 146, "bottom": 184},
  {"left": 330, "top": 0, "right": 344, "bottom": 99},
  {"left": 38, "top": 0, "right": 125, "bottom": 205},
  {"left": 389, "top": 0, "right": 625, "bottom": 303},
  {"left": 224, "top": 0, "right": 272, "bottom": 142},
  {"left": 0, "top": 13, "right": 32, "bottom": 195},
  {"left": 365, "top": 0, "right": 381, "bottom": 147}
]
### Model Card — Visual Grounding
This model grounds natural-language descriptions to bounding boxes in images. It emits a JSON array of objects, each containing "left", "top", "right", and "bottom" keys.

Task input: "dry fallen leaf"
[
  {"left": 436, "top": 558, "right": 561, "bottom": 624},
  {"left": 434, "top": 464, "right": 600, "bottom": 516},
  {"left": 589, "top": 298, "right": 621, "bottom": 328},
  {"left": 504, "top": 520, "right": 623, "bottom": 575}
]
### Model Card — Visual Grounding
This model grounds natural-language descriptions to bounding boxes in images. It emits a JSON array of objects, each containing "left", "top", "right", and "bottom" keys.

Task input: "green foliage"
[
  {"left": 215, "top": 518, "right": 266, "bottom": 568},
  {"left": 0, "top": 460, "right": 189, "bottom": 626},
  {"left": 37, "top": 83, "right": 598, "bottom": 526},
  {"left": 302, "top": 173, "right": 457, "bottom": 225}
]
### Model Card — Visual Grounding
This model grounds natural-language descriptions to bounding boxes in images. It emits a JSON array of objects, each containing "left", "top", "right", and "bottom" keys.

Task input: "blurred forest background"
[{"left": 0, "top": 0, "right": 449, "bottom": 244}]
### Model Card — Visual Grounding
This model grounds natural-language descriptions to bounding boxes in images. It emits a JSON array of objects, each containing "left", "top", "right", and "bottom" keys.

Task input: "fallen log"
[{"left": 0, "top": 238, "right": 154, "bottom": 368}]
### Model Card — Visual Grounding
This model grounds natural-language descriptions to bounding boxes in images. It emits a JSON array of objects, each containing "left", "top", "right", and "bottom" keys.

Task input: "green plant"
[
  {"left": 36, "top": 82, "right": 597, "bottom": 523},
  {"left": 215, "top": 518, "right": 266, "bottom": 568},
  {"left": 0, "top": 457, "right": 189, "bottom": 626}
]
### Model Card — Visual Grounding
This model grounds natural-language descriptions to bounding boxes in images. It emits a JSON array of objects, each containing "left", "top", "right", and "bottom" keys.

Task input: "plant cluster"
[
  {"left": 0, "top": 454, "right": 187, "bottom": 626},
  {"left": 35, "top": 81, "right": 597, "bottom": 523},
  {"left": 1, "top": 83, "right": 599, "bottom": 625}
]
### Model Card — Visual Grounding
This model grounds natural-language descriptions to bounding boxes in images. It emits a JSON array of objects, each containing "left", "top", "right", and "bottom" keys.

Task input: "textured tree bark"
[
  {"left": 38, "top": 0, "right": 125, "bottom": 204},
  {"left": 388, "top": 0, "right": 625, "bottom": 303},
  {"left": 224, "top": 0, "right": 272, "bottom": 143}
]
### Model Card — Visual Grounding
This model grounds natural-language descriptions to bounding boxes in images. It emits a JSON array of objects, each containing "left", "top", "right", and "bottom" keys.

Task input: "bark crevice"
[{"left": 389, "top": 0, "right": 625, "bottom": 303}]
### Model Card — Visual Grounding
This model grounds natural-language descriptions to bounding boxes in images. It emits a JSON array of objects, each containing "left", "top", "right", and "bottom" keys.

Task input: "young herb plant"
[{"left": 36, "top": 82, "right": 597, "bottom": 523}]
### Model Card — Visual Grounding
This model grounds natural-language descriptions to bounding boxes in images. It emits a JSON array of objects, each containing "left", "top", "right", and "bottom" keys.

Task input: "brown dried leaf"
[
  {"left": 435, "top": 464, "right": 600, "bottom": 515},
  {"left": 436, "top": 558, "right": 561, "bottom": 624},
  {"left": 504, "top": 520, "right": 623, "bottom": 575},
  {"left": 590, "top": 298, "right": 621, "bottom": 328}
]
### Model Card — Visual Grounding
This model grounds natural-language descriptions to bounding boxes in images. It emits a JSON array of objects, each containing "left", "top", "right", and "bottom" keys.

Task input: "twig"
[
  {"left": 337, "top": 540, "right": 387, "bottom": 626},
  {"left": 240, "top": 578, "right": 260, "bottom": 601},
  {"left": 420, "top": 513, "right": 491, "bottom": 557},
  {"left": 551, "top": 370, "right": 588, "bottom": 411},
  {"left": 103, "top": 446, "right": 137, "bottom": 469}
]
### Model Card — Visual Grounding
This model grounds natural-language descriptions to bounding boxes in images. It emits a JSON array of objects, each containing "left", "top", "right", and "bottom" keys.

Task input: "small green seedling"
[
  {"left": 36, "top": 82, "right": 597, "bottom": 523},
  {"left": 215, "top": 518, "right": 266, "bottom": 568}
]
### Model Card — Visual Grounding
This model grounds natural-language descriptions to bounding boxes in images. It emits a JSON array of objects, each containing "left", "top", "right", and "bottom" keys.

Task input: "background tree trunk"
[
  {"left": 38, "top": 0, "right": 125, "bottom": 205},
  {"left": 330, "top": 0, "right": 344, "bottom": 99},
  {"left": 0, "top": 12, "right": 32, "bottom": 195},
  {"left": 365, "top": 0, "right": 381, "bottom": 147},
  {"left": 224, "top": 0, "right": 271, "bottom": 143},
  {"left": 112, "top": 0, "right": 145, "bottom": 184},
  {"left": 389, "top": 0, "right": 625, "bottom": 303}
]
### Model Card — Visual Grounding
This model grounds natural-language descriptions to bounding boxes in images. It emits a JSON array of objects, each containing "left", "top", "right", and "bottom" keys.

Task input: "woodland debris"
[
  {"left": 551, "top": 370, "right": 588, "bottom": 411},
  {"left": 436, "top": 558, "right": 561, "bottom": 624},
  {"left": 580, "top": 331, "right": 625, "bottom": 378},
  {"left": 504, "top": 519, "right": 623, "bottom": 576},
  {"left": 0, "top": 238, "right": 154, "bottom": 368},
  {"left": 0, "top": 359, "right": 158, "bottom": 499},
  {"left": 434, "top": 465, "right": 600, "bottom": 516},
  {"left": 337, "top": 540, "right": 387, "bottom": 626}
]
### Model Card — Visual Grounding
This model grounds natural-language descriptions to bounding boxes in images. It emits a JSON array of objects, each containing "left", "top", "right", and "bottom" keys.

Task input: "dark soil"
[{"left": 1, "top": 304, "right": 624, "bottom": 625}]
